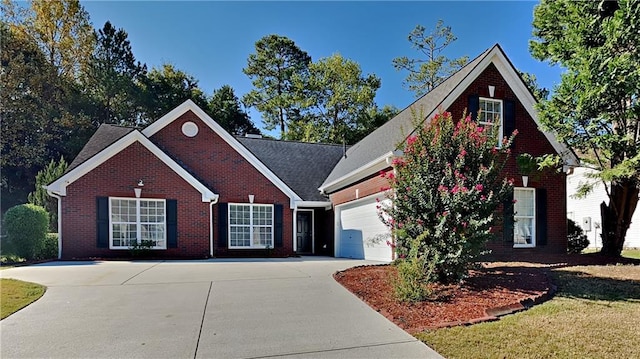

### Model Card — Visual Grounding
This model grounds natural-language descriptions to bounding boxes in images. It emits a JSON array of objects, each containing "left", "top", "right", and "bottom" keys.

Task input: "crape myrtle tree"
[
  {"left": 379, "top": 111, "right": 514, "bottom": 284},
  {"left": 530, "top": 0, "right": 640, "bottom": 256}
]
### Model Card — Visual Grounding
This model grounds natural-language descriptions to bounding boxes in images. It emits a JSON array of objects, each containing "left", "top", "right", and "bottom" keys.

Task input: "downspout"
[
  {"left": 46, "top": 188, "right": 62, "bottom": 259},
  {"left": 292, "top": 206, "right": 298, "bottom": 253},
  {"left": 209, "top": 194, "right": 220, "bottom": 258}
]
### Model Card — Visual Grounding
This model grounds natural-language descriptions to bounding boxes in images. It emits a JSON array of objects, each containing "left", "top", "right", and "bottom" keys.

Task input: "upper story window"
[
  {"left": 479, "top": 98, "right": 503, "bottom": 146},
  {"left": 228, "top": 204, "right": 274, "bottom": 248},
  {"left": 110, "top": 198, "right": 166, "bottom": 249}
]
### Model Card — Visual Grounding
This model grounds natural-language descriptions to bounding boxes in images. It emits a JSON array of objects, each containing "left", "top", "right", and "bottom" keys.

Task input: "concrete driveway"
[{"left": 0, "top": 257, "right": 442, "bottom": 358}]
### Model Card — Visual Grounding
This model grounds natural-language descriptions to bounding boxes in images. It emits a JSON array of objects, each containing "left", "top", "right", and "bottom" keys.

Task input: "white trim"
[
  {"left": 108, "top": 197, "right": 167, "bottom": 250},
  {"left": 46, "top": 189, "right": 63, "bottom": 259},
  {"left": 320, "top": 45, "right": 578, "bottom": 193},
  {"left": 295, "top": 209, "right": 315, "bottom": 254},
  {"left": 513, "top": 187, "right": 536, "bottom": 248},
  {"left": 319, "top": 150, "right": 402, "bottom": 194},
  {"left": 227, "top": 203, "right": 275, "bottom": 249},
  {"left": 294, "top": 200, "right": 332, "bottom": 209},
  {"left": 46, "top": 130, "right": 218, "bottom": 203},
  {"left": 478, "top": 97, "right": 504, "bottom": 147},
  {"left": 142, "top": 100, "right": 302, "bottom": 208}
]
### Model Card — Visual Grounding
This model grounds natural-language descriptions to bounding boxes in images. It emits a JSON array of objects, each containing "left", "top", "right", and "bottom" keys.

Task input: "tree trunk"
[{"left": 599, "top": 180, "right": 639, "bottom": 256}]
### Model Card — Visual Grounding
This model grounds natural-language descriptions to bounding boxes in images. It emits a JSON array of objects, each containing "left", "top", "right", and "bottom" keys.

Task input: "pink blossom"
[
  {"left": 379, "top": 170, "right": 386, "bottom": 178},
  {"left": 399, "top": 254, "right": 406, "bottom": 259},
  {"left": 451, "top": 185, "right": 460, "bottom": 194},
  {"left": 407, "top": 135, "right": 417, "bottom": 146},
  {"left": 512, "top": 129, "right": 519, "bottom": 136},
  {"left": 387, "top": 172, "right": 395, "bottom": 180},
  {"left": 438, "top": 185, "right": 448, "bottom": 192},
  {"left": 475, "top": 184, "right": 484, "bottom": 192},
  {"left": 480, "top": 195, "right": 486, "bottom": 201},
  {"left": 477, "top": 126, "right": 484, "bottom": 133},
  {"left": 442, "top": 211, "right": 449, "bottom": 217},
  {"left": 458, "top": 149, "right": 467, "bottom": 159},
  {"left": 462, "top": 221, "right": 468, "bottom": 228}
]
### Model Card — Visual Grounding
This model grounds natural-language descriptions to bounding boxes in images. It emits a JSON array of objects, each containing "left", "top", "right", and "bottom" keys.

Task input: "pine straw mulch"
[{"left": 333, "top": 253, "right": 640, "bottom": 334}]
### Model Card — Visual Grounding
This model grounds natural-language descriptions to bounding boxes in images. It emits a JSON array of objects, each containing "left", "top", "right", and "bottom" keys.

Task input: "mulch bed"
[{"left": 333, "top": 253, "right": 640, "bottom": 334}]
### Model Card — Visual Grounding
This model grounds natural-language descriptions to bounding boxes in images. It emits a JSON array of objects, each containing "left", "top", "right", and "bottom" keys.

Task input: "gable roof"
[
  {"left": 319, "top": 44, "right": 579, "bottom": 194},
  {"left": 47, "top": 129, "right": 218, "bottom": 202},
  {"left": 237, "top": 137, "right": 345, "bottom": 202},
  {"left": 67, "top": 124, "right": 134, "bottom": 172},
  {"left": 142, "top": 100, "right": 303, "bottom": 208}
]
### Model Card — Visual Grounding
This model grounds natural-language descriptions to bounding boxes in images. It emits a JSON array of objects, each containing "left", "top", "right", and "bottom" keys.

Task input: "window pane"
[
  {"left": 514, "top": 189, "right": 534, "bottom": 217},
  {"left": 515, "top": 218, "right": 534, "bottom": 244}
]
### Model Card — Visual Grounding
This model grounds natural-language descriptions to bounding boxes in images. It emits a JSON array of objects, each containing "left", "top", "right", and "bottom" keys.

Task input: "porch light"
[
  {"left": 134, "top": 188, "right": 142, "bottom": 198},
  {"left": 248, "top": 194, "right": 255, "bottom": 203}
]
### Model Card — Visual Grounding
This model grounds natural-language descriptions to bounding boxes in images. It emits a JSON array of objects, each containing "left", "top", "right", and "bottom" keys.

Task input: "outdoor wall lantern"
[
  {"left": 248, "top": 194, "right": 255, "bottom": 203},
  {"left": 488, "top": 85, "right": 495, "bottom": 98},
  {"left": 134, "top": 179, "right": 144, "bottom": 198}
]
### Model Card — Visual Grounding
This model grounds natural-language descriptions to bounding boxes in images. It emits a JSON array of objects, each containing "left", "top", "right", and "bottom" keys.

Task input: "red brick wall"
[
  {"left": 328, "top": 64, "right": 568, "bottom": 253},
  {"left": 149, "top": 111, "right": 294, "bottom": 257},
  {"left": 61, "top": 142, "right": 211, "bottom": 259}
]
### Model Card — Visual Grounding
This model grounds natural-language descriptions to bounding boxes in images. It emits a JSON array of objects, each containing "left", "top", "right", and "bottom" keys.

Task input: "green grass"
[
  {"left": 416, "top": 265, "right": 640, "bottom": 359},
  {"left": 623, "top": 249, "right": 640, "bottom": 259},
  {"left": 1, "top": 278, "right": 46, "bottom": 319}
]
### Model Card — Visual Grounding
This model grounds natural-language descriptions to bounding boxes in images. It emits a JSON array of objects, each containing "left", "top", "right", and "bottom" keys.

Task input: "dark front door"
[{"left": 296, "top": 211, "right": 313, "bottom": 254}]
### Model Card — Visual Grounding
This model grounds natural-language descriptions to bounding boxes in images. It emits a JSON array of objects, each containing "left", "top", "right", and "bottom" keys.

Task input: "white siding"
[{"left": 567, "top": 167, "right": 640, "bottom": 249}]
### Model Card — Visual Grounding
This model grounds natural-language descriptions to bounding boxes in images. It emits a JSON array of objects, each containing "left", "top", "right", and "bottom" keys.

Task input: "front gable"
[
  {"left": 142, "top": 100, "right": 302, "bottom": 208},
  {"left": 47, "top": 130, "right": 217, "bottom": 202}
]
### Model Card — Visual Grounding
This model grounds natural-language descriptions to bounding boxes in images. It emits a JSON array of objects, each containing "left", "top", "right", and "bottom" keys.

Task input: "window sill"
[{"left": 513, "top": 244, "right": 535, "bottom": 248}]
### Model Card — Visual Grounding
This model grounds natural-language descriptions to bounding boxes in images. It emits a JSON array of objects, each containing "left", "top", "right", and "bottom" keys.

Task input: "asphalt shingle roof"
[
  {"left": 67, "top": 124, "right": 135, "bottom": 172},
  {"left": 320, "top": 45, "right": 494, "bottom": 190},
  {"left": 237, "top": 137, "right": 345, "bottom": 201}
]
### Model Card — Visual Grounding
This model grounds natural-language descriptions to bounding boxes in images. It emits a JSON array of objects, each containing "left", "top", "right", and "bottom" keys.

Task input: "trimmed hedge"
[{"left": 4, "top": 204, "right": 49, "bottom": 260}]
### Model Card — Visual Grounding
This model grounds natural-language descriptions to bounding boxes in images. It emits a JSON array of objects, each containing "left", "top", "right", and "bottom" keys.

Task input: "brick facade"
[
  {"left": 61, "top": 142, "right": 211, "bottom": 259},
  {"left": 328, "top": 64, "right": 568, "bottom": 254}
]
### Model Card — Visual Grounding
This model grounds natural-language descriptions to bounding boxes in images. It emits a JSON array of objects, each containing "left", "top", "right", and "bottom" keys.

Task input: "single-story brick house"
[{"left": 47, "top": 44, "right": 578, "bottom": 260}]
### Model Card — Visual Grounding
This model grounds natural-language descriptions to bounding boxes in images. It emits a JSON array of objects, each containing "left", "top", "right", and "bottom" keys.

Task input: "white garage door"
[{"left": 336, "top": 195, "right": 392, "bottom": 262}]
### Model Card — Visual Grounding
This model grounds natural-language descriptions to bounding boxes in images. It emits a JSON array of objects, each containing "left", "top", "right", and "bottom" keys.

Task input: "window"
[
  {"left": 513, "top": 188, "right": 535, "bottom": 247},
  {"left": 228, "top": 204, "right": 273, "bottom": 248},
  {"left": 110, "top": 198, "right": 166, "bottom": 249},
  {"left": 479, "top": 98, "right": 503, "bottom": 146}
]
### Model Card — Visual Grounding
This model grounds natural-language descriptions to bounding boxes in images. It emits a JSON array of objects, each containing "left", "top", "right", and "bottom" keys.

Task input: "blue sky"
[{"left": 81, "top": 1, "right": 562, "bottom": 136}]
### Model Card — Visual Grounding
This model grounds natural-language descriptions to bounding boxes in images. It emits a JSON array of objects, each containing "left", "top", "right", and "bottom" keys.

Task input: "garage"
[{"left": 335, "top": 194, "right": 393, "bottom": 262}]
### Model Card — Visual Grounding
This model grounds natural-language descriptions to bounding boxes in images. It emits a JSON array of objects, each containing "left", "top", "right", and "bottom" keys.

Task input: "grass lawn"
[
  {"left": 416, "top": 265, "right": 640, "bottom": 359},
  {"left": 623, "top": 249, "right": 640, "bottom": 259},
  {"left": 1, "top": 278, "right": 46, "bottom": 320}
]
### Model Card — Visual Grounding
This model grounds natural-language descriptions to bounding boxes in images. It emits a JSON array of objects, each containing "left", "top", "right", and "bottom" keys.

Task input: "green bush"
[
  {"left": 36, "top": 233, "right": 58, "bottom": 260},
  {"left": 4, "top": 204, "right": 49, "bottom": 260},
  {"left": 391, "top": 238, "right": 437, "bottom": 302},
  {"left": 568, "top": 218, "right": 589, "bottom": 254}
]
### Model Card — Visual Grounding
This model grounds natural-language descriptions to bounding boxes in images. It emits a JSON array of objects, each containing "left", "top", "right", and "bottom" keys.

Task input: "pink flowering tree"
[{"left": 380, "top": 111, "right": 515, "bottom": 284}]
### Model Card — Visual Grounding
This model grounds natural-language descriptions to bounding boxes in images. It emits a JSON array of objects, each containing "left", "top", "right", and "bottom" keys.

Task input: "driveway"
[{"left": 0, "top": 257, "right": 443, "bottom": 358}]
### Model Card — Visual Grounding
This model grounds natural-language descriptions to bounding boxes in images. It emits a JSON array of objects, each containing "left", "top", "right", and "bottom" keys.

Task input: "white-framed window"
[
  {"left": 479, "top": 97, "right": 503, "bottom": 146},
  {"left": 228, "top": 203, "right": 274, "bottom": 248},
  {"left": 513, "top": 188, "right": 535, "bottom": 247},
  {"left": 109, "top": 197, "right": 166, "bottom": 249}
]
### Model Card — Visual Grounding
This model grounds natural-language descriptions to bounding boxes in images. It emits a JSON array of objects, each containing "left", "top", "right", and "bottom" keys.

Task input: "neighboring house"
[
  {"left": 47, "top": 44, "right": 578, "bottom": 261},
  {"left": 567, "top": 167, "right": 640, "bottom": 249}
]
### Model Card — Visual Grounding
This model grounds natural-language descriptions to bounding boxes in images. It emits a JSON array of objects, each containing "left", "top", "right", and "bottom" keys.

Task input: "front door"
[{"left": 296, "top": 211, "right": 313, "bottom": 254}]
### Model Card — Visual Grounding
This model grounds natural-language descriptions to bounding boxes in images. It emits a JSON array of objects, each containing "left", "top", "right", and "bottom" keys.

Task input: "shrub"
[
  {"left": 391, "top": 238, "right": 437, "bottom": 302},
  {"left": 35, "top": 233, "right": 58, "bottom": 260},
  {"left": 4, "top": 204, "right": 49, "bottom": 260},
  {"left": 28, "top": 157, "right": 67, "bottom": 232},
  {"left": 568, "top": 218, "right": 589, "bottom": 254},
  {"left": 380, "top": 111, "right": 514, "bottom": 283}
]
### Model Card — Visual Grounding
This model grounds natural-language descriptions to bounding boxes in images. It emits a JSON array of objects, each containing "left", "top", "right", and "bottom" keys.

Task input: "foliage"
[
  {"left": 4, "top": 204, "right": 49, "bottom": 260},
  {"left": 27, "top": 157, "right": 67, "bottom": 231},
  {"left": 567, "top": 218, "right": 590, "bottom": 254},
  {"left": 530, "top": 0, "right": 640, "bottom": 256},
  {"left": 141, "top": 63, "right": 209, "bottom": 122},
  {"left": 1, "top": 279, "right": 46, "bottom": 320},
  {"left": 392, "top": 20, "right": 469, "bottom": 97},
  {"left": 292, "top": 53, "right": 382, "bottom": 144},
  {"left": 128, "top": 239, "right": 155, "bottom": 257},
  {"left": 516, "top": 153, "right": 537, "bottom": 175},
  {"left": 391, "top": 239, "right": 437, "bottom": 302},
  {"left": 380, "top": 111, "right": 514, "bottom": 283},
  {"left": 243, "top": 34, "right": 311, "bottom": 138},
  {"left": 15, "top": 0, "right": 94, "bottom": 80},
  {"left": 83, "top": 21, "right": 147, "bottom": 126},
  {"left": 209, "top": 85, "right": 260, "bottom": 136},
  {"left": 518, "top": 71, "right": 549, "bottom": 101}
]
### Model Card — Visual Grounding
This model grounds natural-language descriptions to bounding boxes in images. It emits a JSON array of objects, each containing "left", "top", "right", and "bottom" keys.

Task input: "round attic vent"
[{"left": 181, "top": 121, "right": 199, "bottom": 137}]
